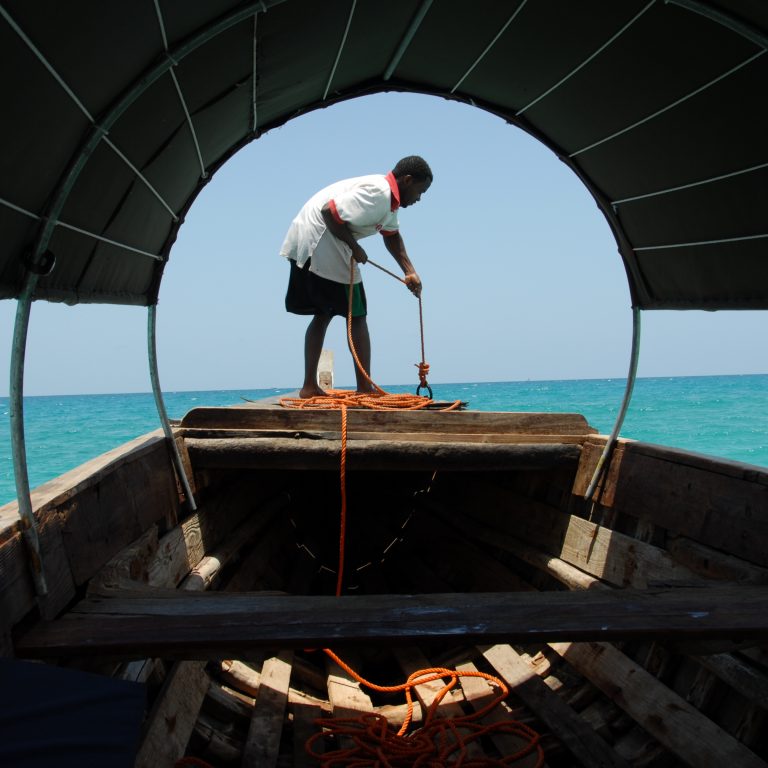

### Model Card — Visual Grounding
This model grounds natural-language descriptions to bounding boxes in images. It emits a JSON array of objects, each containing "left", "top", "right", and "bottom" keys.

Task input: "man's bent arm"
[
  {"left": 321, "top": 204, "right": 367, "bottom": 263},
  {"left": 383, "top": 232, "right": 421, "bottom": 297}
]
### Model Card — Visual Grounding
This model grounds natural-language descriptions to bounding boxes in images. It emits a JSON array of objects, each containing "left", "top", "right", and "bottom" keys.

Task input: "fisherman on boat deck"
[{"left": 281, "top": 155, "right": 433, "bottom": 398}]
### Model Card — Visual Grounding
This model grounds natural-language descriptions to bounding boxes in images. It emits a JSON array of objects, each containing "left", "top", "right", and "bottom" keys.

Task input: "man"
[{"left": 281, "top": 155, "right": 433, "bottom": 398}]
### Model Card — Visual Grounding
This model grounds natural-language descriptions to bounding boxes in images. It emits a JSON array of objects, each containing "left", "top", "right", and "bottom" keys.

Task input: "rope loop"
[
  {"left": 415, "top": 361, "right": 432, "bottom": 398},
  {"left": 415, "top": 382, "right": 433, "bottom": 398}
]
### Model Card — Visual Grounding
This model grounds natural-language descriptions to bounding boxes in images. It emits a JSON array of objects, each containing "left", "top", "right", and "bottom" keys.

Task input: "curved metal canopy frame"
[{"left": 5, "top": 0, "right": 767, "bottom": 594}]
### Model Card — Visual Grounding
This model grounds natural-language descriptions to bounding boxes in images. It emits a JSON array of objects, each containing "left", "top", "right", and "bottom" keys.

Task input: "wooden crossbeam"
[
  {"left": 185, "top": 436, "right": 582, "bottom": 471},
  {"left": 15, "top": 585, "right": 768, "bottom": 660},
  {"left": 180, "top": 406, "right": 595, "bottom": 436}
]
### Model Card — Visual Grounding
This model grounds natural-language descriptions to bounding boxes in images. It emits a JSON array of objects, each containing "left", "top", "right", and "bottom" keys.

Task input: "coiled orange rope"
[{"left": 306, "top": 649, "right": 545, "bottom": 766}]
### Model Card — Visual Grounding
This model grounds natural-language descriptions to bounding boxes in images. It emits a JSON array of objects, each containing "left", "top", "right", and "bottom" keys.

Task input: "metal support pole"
[
  {"left": 148, "top": 305, "right": 197, "bottom": 511},
  {"left": 585, "top": 306, "right": 642, "bottom": 502},
  {"left": 384, "top": 0, "right": 433, "bottom": 80},
  {"left": 9, "top": 275, "right": 48, "bottom": 596}
]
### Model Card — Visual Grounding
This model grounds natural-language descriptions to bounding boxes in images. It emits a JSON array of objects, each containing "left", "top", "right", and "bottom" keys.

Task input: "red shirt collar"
[{"left": 385, "top": 171, "right": 400, "bottom": 211}]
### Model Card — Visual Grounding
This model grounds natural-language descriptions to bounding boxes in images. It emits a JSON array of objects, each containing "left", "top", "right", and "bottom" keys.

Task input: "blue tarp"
[{"left": 0, "top": 659, "right": 145, "bottom": 768}]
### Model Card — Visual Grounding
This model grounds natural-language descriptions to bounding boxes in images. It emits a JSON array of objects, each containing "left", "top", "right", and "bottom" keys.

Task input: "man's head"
[{"left": 392, "top": 156, "right": 433, "bottom": 208}]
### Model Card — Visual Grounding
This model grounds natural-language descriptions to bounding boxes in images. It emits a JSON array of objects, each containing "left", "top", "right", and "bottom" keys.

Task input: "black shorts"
[{"left": 285, "top": 259, "right": 367, "bottom": 317}]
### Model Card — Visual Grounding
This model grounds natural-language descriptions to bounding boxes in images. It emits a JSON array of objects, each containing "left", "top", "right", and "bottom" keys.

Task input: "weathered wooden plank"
[
  {"left": 394, "top": 646, "right": 467, "bottom": 715},
  {"left": 326, "top": 655, "right": 375, "bottom": 718},
  {"left": 179, "top": 492, "right": 289, "bottom": 591},
  {"left": 549, "top": 641, "right": 767, "bottom": 768},
  {"left": 573, "top": 439, "right": 768, "bottom": 566},
  {"left": 613, "top": 725, "right": 671, "bottom": 767},
  {"left": 193, "top": 713, "right": 243, "bottom": 764},
  {"left": 392, "top": 647, "right": 485, "bottom": 759},
  {"left": 58, "top": 447, "right": 180, "bottom": 585},
  {"left": 451, "top": 505, "right": 762, "bottom": 657},
  {"left": 445, "top": 472, "right": 767, "bottom": 590},
  {"left": 555, "top": 515, "right": 698, "bottom": 588},
  {"left": 695, "top": 652, "right": 768, "bottom": 710},
  {"left": 482, "top": 644, "right": 631, "bottom": 768},
  {"left": 206, "top": 678, "right": 254, "bottom": 722},
  {"left": 454, "top": 658, "right": 543, "bottom": 767},
  {"left": 0, "top": 432, "right": 181, "bottom": 633},
  {"left": 0, "top": 508, "right": 77, "bottom": 625},
  {"left": 180, "top": 406, "right": 596, "bottom": 435},
  {"left": 571, "top": 437, "right": 617, "bottom": 505},
  {"left": 181, "top": 427, "right": 590, "bottom": 444},
  {"left": 88, "top": 526, "right": 160, "bottom": 594},
  {"left": 668, "top": 536, "right": 768, "bottom": 584},
  {"left": 219, "top": 658, "right": 262, "bottom": 697},
  {"left": 17, "top": 586, "right": 768, "bottom": 659},
  {"left": 125, "top": 487, "right": 280, "bottom": 763},
  {"left": 147, "top": 487, "right": 286, "bottom": 589},
  {"left": 134, "top": 660, "right": 209, "bottom": 768},
  {"left": 174, "top": 434, "right": 196, "bottom": 501},
  {"left": 242, "top": 650, "right": 294, "bottom": 768},
  {"left": 293, "top": 699, "right": 325, "bottom": 767},
  {"left": 0, "top": 431, "right": 168, "bottom": 531},
  {"left": 434, "top": 487, "right": 695, "bottom": 592},
  {"left": 186, "top": 436, "right": 582, "bottom": 471},
  {"left": 452, "top": 511, "right": 768, "bottom": 708}
]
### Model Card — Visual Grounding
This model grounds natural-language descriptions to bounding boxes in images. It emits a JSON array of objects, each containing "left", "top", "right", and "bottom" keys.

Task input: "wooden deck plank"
[
  {"left": 326, "top": 656, "right": 374, "bottom": 718},
  {"left": 180, "top": 406, "right": 595, "bottom": 435},
  {"left": 455, "top": 659, "right": 545, "bottom": 768},
  {"left": 393, "top": 647, "right": 483, "bottom": 760},
  {"left": 694, "top": 652, "right": 768, "bottom": 710},
  {"left": 482, "top": 644, "right": 631, "bottom": 768},
  {"left": 324, "top": 655, "right": 375, "bottom": 753},
  {"left": 16, "top": 585, "right": 768, "bottom": 659},
  {"left": 134, "top": 660, "right": 209, "bottom": 768},
  {"left": 292, "top": 699, "right": 324, "bottom": 767},
  {"left": 242, "top": 650, "right": 294, "bottom": 768},
  {"left": 393, "top": 646, "right": 467, "bottom": 716},
  {"left": 549, "top": 640, "right": 768, "bottom": 768}
]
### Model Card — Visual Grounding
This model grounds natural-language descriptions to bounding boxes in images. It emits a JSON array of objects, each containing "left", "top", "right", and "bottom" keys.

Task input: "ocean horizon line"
[{"left": 1, "top": 371, "right": 766, "bottom": 400}]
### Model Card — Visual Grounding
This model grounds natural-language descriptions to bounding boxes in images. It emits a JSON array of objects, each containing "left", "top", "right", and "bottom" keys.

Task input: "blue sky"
[{"left": 1, "top": 92, "right": 766, "bottom": 396}]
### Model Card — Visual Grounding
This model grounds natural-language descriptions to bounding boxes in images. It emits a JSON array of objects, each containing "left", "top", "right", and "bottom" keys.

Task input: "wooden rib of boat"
[{"left": 3, "top": 403, "right": 767, "bottom": 767}]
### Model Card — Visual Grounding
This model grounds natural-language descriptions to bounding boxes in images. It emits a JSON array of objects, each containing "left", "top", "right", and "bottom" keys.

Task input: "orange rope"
[
  {"left": 280, "top": 256, "right": 455, "bottom": 412},
  {"left": 307, "top": 651, "right": 544, "bottom": 766},
  {"left": 283, "top": 258, "right": 542, "bottom": 765}
]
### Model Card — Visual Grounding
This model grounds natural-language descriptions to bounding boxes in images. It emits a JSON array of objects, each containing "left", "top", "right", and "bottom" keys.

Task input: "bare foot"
[{"left": 299, "top": 385, "right": 327, "bottom": 398}]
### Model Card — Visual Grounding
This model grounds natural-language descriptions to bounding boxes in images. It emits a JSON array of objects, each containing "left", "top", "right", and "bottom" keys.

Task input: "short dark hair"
[{"left": 392, "top": 155, "right": 433, "bottom": 182}]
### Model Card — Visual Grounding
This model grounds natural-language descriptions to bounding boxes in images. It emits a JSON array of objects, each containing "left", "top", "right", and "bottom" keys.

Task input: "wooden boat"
[
  {"left": 2, "top": 2, "right": 767, "bottom": 766},
  {"left": 3, "top": 401, "right": 768, "bottom": 766}
]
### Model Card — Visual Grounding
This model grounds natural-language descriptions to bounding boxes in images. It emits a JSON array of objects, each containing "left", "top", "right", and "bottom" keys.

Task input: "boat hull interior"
[{"left": 2, "top": 405, "right": 768, "bottom": 767}]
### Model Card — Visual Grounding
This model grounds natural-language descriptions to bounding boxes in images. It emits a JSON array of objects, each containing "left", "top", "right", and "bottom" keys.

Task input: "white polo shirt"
[{"left": 280, "top": 172, "right": 400, "bottom": 284}]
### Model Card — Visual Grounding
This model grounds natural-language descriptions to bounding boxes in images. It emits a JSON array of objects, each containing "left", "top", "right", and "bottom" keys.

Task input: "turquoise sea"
[{"left": 1, "top": 374, "right": 766, "bottom": 506}]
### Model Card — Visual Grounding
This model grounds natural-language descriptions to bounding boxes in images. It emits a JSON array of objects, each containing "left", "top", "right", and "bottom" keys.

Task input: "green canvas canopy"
[{"left": 1, "top": 0, "right": 766, "bottom": 310}]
